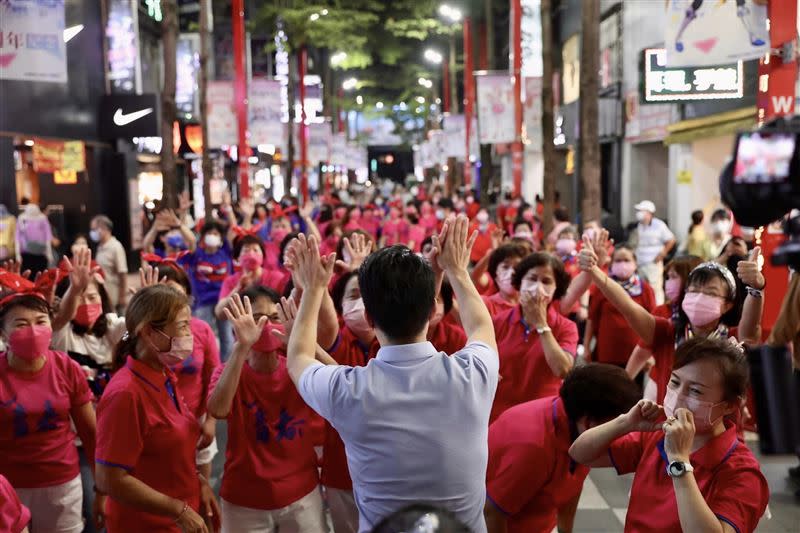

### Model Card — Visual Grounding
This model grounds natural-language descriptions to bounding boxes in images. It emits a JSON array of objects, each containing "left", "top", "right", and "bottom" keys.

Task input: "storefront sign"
[
  {"left": 0, "top": 0, "right": 68, "bottom": 83},
  {"left": 54, "top": 169, "right": 77, "bottom": 184},
  {"left": 665, "top": 0, "right": 768, "bottom": 67},
  {"left": 249, "top": 79, "right": 286, "bottom": 152},
  {"left": 32, "top": 139, "right": 86, "bottom": 173},
  {"left": 475, "top": 73, "right": 516, "bottom": 144},
  {"left": 106, "top": 0, "right": 140, "bottom": 93},
  {"left": 101, "top": 94, "right": 160, "bottom": 138},
  {"left": 643, "top": 49, "right": 742, "bottom": 102},
  {"left": 206, "top": 81, "right": 238, "bottom": 148}
]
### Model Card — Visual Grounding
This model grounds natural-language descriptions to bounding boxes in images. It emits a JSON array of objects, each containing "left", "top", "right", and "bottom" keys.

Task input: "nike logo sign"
[{"left": 113, "top": 107, "right": 154, "bottom": 126}]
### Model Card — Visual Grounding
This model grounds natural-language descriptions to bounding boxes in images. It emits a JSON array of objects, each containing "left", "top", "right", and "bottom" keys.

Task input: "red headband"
[
  {"left": 271, "top": 205, "right": 297, "bottom": 219},
  {"left": 232, "top": 224, "right": 263, "bottom": 239},
  {"left": 141, "top": 251, "right": 188, "bottom": 266},
  {"left": 0, "top": 270, "right": 47, "bottom": 308}
]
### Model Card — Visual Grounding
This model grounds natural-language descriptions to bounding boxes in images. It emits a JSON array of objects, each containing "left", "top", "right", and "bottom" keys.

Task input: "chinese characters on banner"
[
  {"left": 475, "top": 74, "right": 516, "bottom": 144},
  {"left": 206, "top": 81, "right": 238, "bottom": 148},
  {"left": 0, "top": 0, "right": 68, "bottom": 83},
  {"left": 249, "top": 79, "right": 286, "bottom": 153},
  {"left": 665, "top": 0, "right": 768, "bottom": 67},
  {"left": 32, "top": 139, "right": 86, "bottom": 174},
  {"left": 523, "top": 77, "right": 542, "bottom": 151}
]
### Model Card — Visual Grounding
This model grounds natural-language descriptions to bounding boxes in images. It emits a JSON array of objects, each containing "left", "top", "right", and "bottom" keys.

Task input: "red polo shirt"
[
  {"left": 487, "top": 397, "right": 589, "bottom": 533},
  {"left": 482, "top": 291, "right": 516, "bottom": 317},
  {"left": 321, "top": 326, "right": 379, "bottom": 490},
  {"left": 169, "top": 318, "right": 220, "bottom": 419},
  {"left": 643, "top": 318, "right": 738, "bottom": 403},
  {"left": 0, "top": 350, "right": 92, "bottom": 488},
  {"left": 0, "top": 474, "right": 30, "bottom": 533},
  {"left": 209, "top": 356, "right": 319, "bottom": 510},
  {"left": 427, "top": 318, "right": 467, "bottom": 355},
  {"left": 490, "top": 305, "right": 578, "bottom": 422},
  {"left": 608, "top": 423, "right": 768, "bottom": 533},
  {"left": 96, "top": 357, "right": 200, "bottom": 532},
  {"left": 588, "top": 281, "right": 655, "bottom": 366},
  {"left": 220, "top": 268, "right": 290, "bottom": 299}
]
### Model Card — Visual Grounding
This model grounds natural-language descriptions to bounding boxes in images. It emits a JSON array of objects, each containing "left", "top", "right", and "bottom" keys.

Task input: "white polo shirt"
[{"left": 636, "top": 217, "right": 675, "bottom": 266}]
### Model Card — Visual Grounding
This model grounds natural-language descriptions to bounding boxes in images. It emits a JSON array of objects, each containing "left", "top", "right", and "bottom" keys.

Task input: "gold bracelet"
[{"left": 174, "top": 501, "right": 189, "bottom": 523}]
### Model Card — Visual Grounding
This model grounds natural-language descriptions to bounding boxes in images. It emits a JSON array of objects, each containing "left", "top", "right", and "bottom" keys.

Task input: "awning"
[{"left": 663, "top": 106, "right": 757, "bottom": 145}]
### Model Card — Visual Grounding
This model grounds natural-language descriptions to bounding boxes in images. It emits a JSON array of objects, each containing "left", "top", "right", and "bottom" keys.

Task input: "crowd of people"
[{"left": 0, "top": 181, "right": 781, "bottom": 533}]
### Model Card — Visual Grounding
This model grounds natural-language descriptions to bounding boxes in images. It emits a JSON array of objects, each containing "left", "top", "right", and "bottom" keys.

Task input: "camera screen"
[{"left": 734, "top": 132, "right": 796, "bottom": 184}]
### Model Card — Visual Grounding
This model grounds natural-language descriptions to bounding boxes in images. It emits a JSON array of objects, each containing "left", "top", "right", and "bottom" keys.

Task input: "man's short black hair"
[
  {"left": 233, "top": 234, "right": 265, "bottom": 259},
  {"left": 511, "top": 252, "right": 571, "bottom": 300},
  {"left": 358, "top": 245, "right": 435, "bottom": 341},
  {"left": 560, "top": 363, "right": 640, "bottom": 423}
]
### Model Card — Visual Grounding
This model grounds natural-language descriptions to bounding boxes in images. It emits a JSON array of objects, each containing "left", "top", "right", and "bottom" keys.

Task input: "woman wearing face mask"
[
  {"left": 380, "top": 206, "right": 408, "bottom": 248},
  {"left": 142, "top": 209, "right": 197, "bottom": 258},
  {"left": 579, "top": 239, "right": 764, "bottom": 403},
  {"left": 584, "top": 246, "right": 655, "bottom": 367},
  {"left": 144, "top": 263, "right": 221, "bottom": 483},
  {"left": 570, "top": 336, "right": 769, "bottom": 533},
  {"left": 0, "top": 271, "right": 103, "bottom": 532},
  {"left": 95, "top": 284, "right": 220, "bottom": 533},
  {"left": 481, "top": 243, "right": 531, "bottom": 316},
  {"left": 708, "top": 209, "right": 733, "bottom": 259},
  {"left": 490, "top": 253, "right": 579, "bottom": 422},
  {"left": 215, "top": 235, "right": 290, "bottom": 321},
  {"left": 176, "top": 221, "right": 233, "bottom": 358},
  {"left": 470, "top": 209, "right": 498, "bottom": 264},
  {"left": 207, "top": 288, "right": 328, "bottom": 532}
]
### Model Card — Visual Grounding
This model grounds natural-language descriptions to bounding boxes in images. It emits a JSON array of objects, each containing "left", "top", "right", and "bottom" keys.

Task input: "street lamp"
[
  {"left": 331, "top": 52, "right": 347, "bottom": 66},
  {"left": 439, "top": 4, "right": 462, "bottom": 22},
  {"left": 418, "top": 77, "right": 433, "bottom": 89},
  {"left": 356, "top": 95, "right": 363, "bottom": 105},
  {"left": 342, "top": 77, "right": 358, "bottom": 90},
  {"left": 424, "top": 49, "right": 443, "bottom": 64}
]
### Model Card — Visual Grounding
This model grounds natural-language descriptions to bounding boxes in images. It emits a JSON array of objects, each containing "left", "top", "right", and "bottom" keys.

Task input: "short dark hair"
[
  {"left": 691, "top": 210, "right": 704, "bottom": 226},
  {"left": 560, "top": 363, "right": 641, "bottom": 423},
  {"left": 240, "top": 284, "right": 280, "bottom": 305},
  {"left": 488, "top": 243, "right": 530, "bottom": 282},
  {"left": 358, "top": 245, "right": 435, "bottom": 340},
  {"left": 55, "top": 278, "right": 112, "bottom": 338},
  {"left": 153, "top": 264, "right": 192, "bottom": 297},
  {"left": 200, "top": 220, "right": 227, "bottom": 237},
  {"left": 673, "top": 336, "right": 749, "bottom": 403},
  {"left": 711, "top": 208, "right": 730, "bottom": 222},
  {"left": 440, "top": 280, "right": 454, "bottom": 315},
  {"left": 0, "top": 293, "right": 50, "bottom": 328},
  {"left": 511, "top": 252, "right": 571, "bottom": 300},
  {"left": 332, "top": 271, "right": 358, "bottom": 315},
  {"left": 233, "top": 234, "right": 265, "bottom": 259},
  {"left": 554, "top": 207, "right": 570, "bottom": 222},
  {"left": 371, "top": 504, "right": 469, "bottom": 533}
]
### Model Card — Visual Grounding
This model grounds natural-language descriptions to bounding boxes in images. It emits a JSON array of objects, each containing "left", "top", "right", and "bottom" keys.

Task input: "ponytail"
[{"left": 112, "top": 331, "right": 138, "bottom": 371}]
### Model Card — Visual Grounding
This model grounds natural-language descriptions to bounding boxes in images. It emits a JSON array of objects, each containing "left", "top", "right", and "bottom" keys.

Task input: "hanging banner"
[
  {"left": 523, "top": 76, "right": 542, "bottom": 151},
  {"left": 0, "top": 0, "right": 68, "bottom": 83},
  {"left": 307, "top": 123, "right": 331, "bottom": 166},
  {"left": 346, "top": 143, "right": 364, "bottom": 170},
  {"left": 428, "top": 129, "right": 447, "bottom": 165},
  {"left": 32, "top": 139, "right": 86, "bottom": 173},
  {"left": 207, "top": 81, "right": 238, "bottom": 148},
  {"left": 249, "top": 79, "right": 286, "bottom": 152},
  {"left": 444, "top": 114, "right": 466, "bottom": 159},
  {"left": 106, "top": 0, "right": 140, "bottom": 93},
  {"left": 330, "top": 132, "right": 347, "bottom": 167},
  {"left": 475, "top": 73, "right": 516, "bottom": 144},
  {"left": 664, "top": 0, "right": 769, "bottom": 67}
]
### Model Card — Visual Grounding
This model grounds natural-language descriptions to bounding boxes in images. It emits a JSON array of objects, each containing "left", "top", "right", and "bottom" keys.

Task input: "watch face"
[{"left": 668, "top": 462, "right": 685, "bottom": 476}]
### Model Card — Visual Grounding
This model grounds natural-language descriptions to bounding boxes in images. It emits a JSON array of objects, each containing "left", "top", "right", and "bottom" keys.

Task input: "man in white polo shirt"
[
  {"left": 633, "top": 200, "right": 676, "bottom": 304},
  {"left": 285, "top": 216, "right": 498, "bottom": 533}
]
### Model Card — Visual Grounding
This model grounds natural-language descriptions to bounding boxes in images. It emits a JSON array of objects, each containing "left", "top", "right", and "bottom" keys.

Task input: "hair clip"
[{"left": 121, "top": 331, "right": 130, "bottom": 341}]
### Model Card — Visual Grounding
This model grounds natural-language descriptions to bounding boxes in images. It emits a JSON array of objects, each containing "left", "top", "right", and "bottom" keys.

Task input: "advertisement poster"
[
  {"left": 206, "top": 81, "right": 237, "bottom": 148},
  {"left": 523, "top": 77, "right": 542, "bottom": 151},
  {"left": 444, "top": 114, "right": 466, "bottom": 159},
  {"left": 249, "top": 79, "right": 286, "bottom": 152},
  {"left": 32, "top": 139, "right": 85, "bottom": 173},
  {"left": 475, "top": 73, "right": 516, "bottom": 144},
  {"left": 665, "top": 0, "right": 768, "bottom": 67},
  {"left": 0, "top": 0, "right": 68, "bottom": 83}
]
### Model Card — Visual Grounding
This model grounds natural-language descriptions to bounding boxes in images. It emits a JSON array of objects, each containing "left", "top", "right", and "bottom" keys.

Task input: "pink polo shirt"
[
  {"left": 0, "top": 475, "right": 30, "bottom": 533},
  {"left": 169, "top": 318, "right": 220, "bottom": 418}
]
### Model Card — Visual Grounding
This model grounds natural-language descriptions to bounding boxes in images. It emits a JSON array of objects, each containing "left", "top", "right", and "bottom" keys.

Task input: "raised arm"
[
  {"left": 578, "top": 236, "right": 657, "bottom": 346},
  {"left": 300, "top": 203, "right": 321, "bottom": 241},
  {"left": 736, "top": 246, "right": 765, "bottom": 345},
  {"left": 560, "top": 229, "right": 611, "bottom": 314},
  {"left": 276, "top": 296, "right": 337, "bottom": 366},
  {"left": 433, "top": 216, "right": 496, "bottom": 351},
  {"left": 470, "top": 227, "right": 504, "bottom": 290},
  {"left": 51, "top": 249, "right": 95, "bottom": 332}
]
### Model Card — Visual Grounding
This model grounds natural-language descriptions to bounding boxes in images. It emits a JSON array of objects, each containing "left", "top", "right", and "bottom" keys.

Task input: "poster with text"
[
  {"left": 665, "top": 0, "right": 768, "bottom": 67},
  {"left": 249, "top": 79, "right": 286, "bottom": 153},
  {"left": 523, "top": 77, "right": 542, "bottom": 151},
  {"left": 0, "top": 0, "right": 67, "bottom": 83},
  {"left": 207, "top": 81, "right": 238, "bottom": 148},
  {"left": 476, "top": 74, "right": 515, "bottom": 144}
]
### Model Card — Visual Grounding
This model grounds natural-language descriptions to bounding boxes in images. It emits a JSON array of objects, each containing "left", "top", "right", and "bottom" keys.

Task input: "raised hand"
[
  {"left": 1, "top": 258, "right": 31, "bottom": 280},
  {"left": 223, "top": 294, "right": 268, "bottom": 348},
  {"left": 588, "top": 228, "right": 611, "bottom": 267},
  {"left": 578, "top": 235, "right": 599, "bottom": 273},
  {"left": 490, "top": 227, "right": 505, "bottom": 251},
  {"left": 737, "top": 246, "right": 765, "bottom": 290},
  {"left": 663, "top": 408, "right": 695, "bottom": 462},
  {"left": 432, "top": 215, "right": 477, "bottom": 274},
  {"left": 178, "top": 190, "right": 193, "bottom": 214},
  {"left": 300, "top": 202, "right": 314, "bottom": 219},
  {"left": 520, "top": 289, "right": 549, "bottom": 328},
  {"left": 335, "top": 232, "right": 371, "bottom": 273},
  {"left": 274, "top": 296, "right": 299, "bottom": 343},
  {"left": 290, "top": 234, "right": 336, "bottom": 291},
  {"left": 622, "top": 399, "right": 665, "bottom": 432},
  {"left": 65, "top": 248, "right": 95, "bottom": 293},
  {"left": 136, "top": 264, "right": 166, "bottom": 293}
]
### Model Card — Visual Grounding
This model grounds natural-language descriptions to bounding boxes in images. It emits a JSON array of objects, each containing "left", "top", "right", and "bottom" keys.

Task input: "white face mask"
[
  {"left": 712, "top": 220, "right": 731, "bottom": 235},
  {"left": 635, "top": 211, "right": 647, "bottom": 223},
  {"left": 342, "top": 298, "right": 373, "bottom": 339},
  {"left": 520, "top": 280, "right": 555, "bottom": 301},
  {"left": 476, "top": 211, "right": 489, "bottom": 224},
  {"left": 496, "top": 268, "right": 517, "bottom": 296},
  {"left": 204, "top": 234, "right": 222, "bottom": 248}
]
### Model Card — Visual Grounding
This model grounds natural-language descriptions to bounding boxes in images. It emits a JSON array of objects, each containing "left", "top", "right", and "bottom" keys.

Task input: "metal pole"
[
  {"left": 232, "top": 0, "right": 249, "bottom": 198},
  {"left": 298, "top": 47, "right": 309, "bottom": 201},
  {"left": 510, "top": 0, "right": 523, "bottom": 196},
  {"left": 442, "top": 57, "right": 451, "bottom": 113},
  {"left": 463, "top": 17, "right": 474, "bottom": 187},
  {"left": 449, "top": 33, "right": 458, "bottom": 113}
]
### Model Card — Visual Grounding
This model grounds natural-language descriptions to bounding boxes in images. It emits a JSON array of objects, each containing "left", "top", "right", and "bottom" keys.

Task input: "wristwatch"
[
  {"left": 536, "top": 325, "right": 552, "bottom": 335},
  {"left": 666, "top": 460, "right": 694, "bottom": 478}
]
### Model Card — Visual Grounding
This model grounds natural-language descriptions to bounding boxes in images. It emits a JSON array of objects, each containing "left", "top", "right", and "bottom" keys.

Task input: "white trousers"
[
  {"left": 221, "top": 487, "right": 328, "bottom": 533},
  {"left": 639, "top": 262, "right": 665, "bottom": 305},
  {"left": 325, "top": 487, "right": 359, "bottom": 533},
  {"left": 16, "top": 475, "right": 83, "bottom": 533}
]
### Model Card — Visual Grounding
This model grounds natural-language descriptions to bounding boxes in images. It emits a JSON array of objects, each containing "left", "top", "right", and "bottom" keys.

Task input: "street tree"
[
  {"left": 541, "top": 0, "right": 557, "bottom": 236},
  {"left": 160, "top": 0, "right": 179, "bottom": 209},
  {"left": 579, "top": 0, "right": 601, "bottom": 224}
]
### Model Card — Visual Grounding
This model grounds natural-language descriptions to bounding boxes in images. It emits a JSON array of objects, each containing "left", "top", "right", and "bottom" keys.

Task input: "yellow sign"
[
  {"left": 676, "top": 169, "right": 692, "bottom": 184},
  {"left": 54, "top": 169, "right": 78, "bottom": 184},
  {"left": 32, "top": 139, "right": 85, "bottom": 173},
  {"left": 565, "top": 147, "right": 575, "bottom": 174},
  {"left": 61, "top": 141, "right": 86, "bottom": 172}
]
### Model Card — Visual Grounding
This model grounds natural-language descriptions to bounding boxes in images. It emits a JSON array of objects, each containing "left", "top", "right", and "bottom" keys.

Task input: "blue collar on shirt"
[{"left": 376, "top": 341, "right": 437, "bottom": 363}]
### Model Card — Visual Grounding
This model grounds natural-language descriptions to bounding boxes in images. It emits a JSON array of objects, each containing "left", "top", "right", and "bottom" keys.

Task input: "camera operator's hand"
[{"left": 737, "top": 246, "right": 765, "bottom": 290}]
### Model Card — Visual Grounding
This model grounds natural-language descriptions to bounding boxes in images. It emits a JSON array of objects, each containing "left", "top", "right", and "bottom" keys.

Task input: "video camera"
[{"left": 719, "top": 115, "right": 800, "bottom": 269}]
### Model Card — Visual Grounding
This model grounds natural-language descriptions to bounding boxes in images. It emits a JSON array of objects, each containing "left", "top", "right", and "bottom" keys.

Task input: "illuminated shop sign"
[{"left": 643, "top": 48, "right": 742, "bottom": 102}]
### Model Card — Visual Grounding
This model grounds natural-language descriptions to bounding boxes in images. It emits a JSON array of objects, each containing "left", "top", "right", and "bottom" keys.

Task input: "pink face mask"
[
  {"left": 665, "top": 278, "right": 683, "bottom": 302},
  {"left": 271, "top": 229, "right": 290, "bottom": 245},
  {"left": 74, "top": 303, "right": 103, "bottom": 328},
  {"left": 150, "top": 329, "right": 193, "bottom": 367},
  {"left": 663, "top": 387, "right": 726, "bottom": 433},
  {"left": 555, "top": 239, "right": 576, "bottom": 255},
  {"left": 240, "top": 251, "right": 264, "bottom": 272},
  {"left": 8, "top": 325, "right": 52, "bottom": 361},
  {"left": 611, "top": 261, "right": 637, "bottom": 281},
  {"left": 681, "top": 292, "right": 725, "bottom": 328},
  {"left": 252, "top": 323, "right": 285, "bottom": 354},
  {"left": 496, "top": 268, "right": 517, "bottom": 297},
  {"left": 342, "top": 298, "right": 373, "bottom": 340}
]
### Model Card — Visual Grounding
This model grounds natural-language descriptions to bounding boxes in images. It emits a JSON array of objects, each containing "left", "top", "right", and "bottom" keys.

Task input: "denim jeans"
[{"left": 195, "top": 303, "right": 234, "bottom": 361}]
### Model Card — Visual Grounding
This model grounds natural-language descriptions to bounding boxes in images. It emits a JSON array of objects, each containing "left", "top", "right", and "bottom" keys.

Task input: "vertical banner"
[
  {"left": 0, "top": 0, "right": 68, "bottom": 83},
  {"left": 249, "top": 79, "right": 286, "bottom": 153},
  {"left": 428, "top": 130, "right": 447, "bottom": 166},
  {"left": 176, "top": 34, "right": 200, "bottom": 115},
  {"left": 444, "top": 114, "right": 466, "bottom": 159},
  {"left": 106, "top": 0, "right": 140, "bottom": 93},
  {"left": 665, "top": 0, "right": 768, "bottom": 67},
  {"left": 523, "top": 77, "right": 542, "bottom": 151},
  {"left": 206, "top": 81, "right": 238, "bottom": 148},
  {"left": 475, "top": 73, "right": 516, "bottom": 144},
  {"left": 330, "top": 132, "right": 347, "bottom": 166},
  {"left": 307, "top": 123, "right": 332, "bottom": 166}
]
